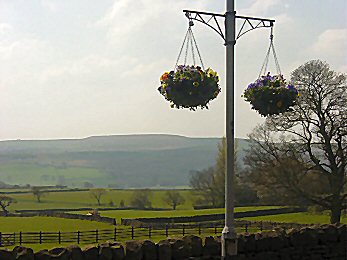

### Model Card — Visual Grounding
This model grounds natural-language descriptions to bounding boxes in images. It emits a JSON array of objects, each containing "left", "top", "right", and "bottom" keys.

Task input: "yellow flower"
[
  {"left": 206, "top": 68, "right": 217, "bottom": 78},
  {"left": 193, "top": 82, "right": 199, "bottom": 87}
]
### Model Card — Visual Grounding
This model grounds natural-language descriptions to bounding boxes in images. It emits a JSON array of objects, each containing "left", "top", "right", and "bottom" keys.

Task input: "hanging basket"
[
  {"left": 157, "top": 23, "right": 221, "bottom": 110},
  {"left": 242, "top": 29, "right": 299, "bottom": 116},
  {"left": 158, "top": 65, "right": 221, "bottom": 110},
  {"left": 242, "top": 73, "right": 299, "bottom": 116}
]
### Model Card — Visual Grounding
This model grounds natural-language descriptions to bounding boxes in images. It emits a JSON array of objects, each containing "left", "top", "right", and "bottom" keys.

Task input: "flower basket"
[
  {"left": 158, "top": 65, "right": 221, "bottom": 110},
  {"left": 242, "top": 73, "right": 299, "bottom": 116}
]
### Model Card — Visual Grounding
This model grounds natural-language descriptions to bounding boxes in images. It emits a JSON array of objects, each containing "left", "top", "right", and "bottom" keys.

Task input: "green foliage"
[
  {"left": 190, "top": 137, "right": 258, "bottom": 207},
  {"left": 162, "top": 190, "right": 185, "bottom": 210},
  {"left": 130, "top": 189, "right": 152, "bottom": 209}
]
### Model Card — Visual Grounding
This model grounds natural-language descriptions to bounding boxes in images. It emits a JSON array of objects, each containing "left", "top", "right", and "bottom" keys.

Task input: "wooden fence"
[{"left": 0, "top": 222, "right": 288, "bottom": 247}]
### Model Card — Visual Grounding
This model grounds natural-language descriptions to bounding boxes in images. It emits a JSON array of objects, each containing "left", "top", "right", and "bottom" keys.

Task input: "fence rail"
[{"left": 0, "top": 221, "right": 309, "bottom": 247}]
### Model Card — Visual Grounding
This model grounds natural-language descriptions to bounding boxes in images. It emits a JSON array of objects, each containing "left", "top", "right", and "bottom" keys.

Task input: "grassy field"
[
  {"left": 0, "top": 162, "right": 104, "bottom": 187},
  {"left": 5, "top": 189, "right": 198, "bottom": 211},
  {"left": 242, "top": 211, "right": 347, "bottom": 224},
  {"left": 76, "top": 206, "right": 282, "bottom": 222},
  {"left": 0, "top": 216, "right": 112, "bottom": 232}
]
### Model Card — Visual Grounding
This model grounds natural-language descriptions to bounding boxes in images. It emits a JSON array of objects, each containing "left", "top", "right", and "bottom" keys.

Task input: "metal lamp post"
[{"left": 183, "top": 0, "right": 275, "bottom": 258}]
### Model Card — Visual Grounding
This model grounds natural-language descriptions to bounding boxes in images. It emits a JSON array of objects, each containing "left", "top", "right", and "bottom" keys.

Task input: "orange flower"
[{"left": 160, "top": 72, "right": 169, "bottom": 81}]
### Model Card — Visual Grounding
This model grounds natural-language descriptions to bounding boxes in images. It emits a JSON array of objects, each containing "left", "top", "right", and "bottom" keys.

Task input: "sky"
[{"left": 0, "top": 0, "right": 346, "bottom": 140}]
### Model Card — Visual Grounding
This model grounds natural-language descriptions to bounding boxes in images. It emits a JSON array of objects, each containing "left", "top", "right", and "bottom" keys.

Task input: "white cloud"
[
  {"left": 239, "top": 0, "right": 282, "bottom": 15},
  {"left": 40, "top": 0, "right": 58, "bottom": 12},
  {"left": 311, "top": 28, "right": 347, "bottom": 55},
  {"left": 95, "top": 0, "right": 206, "bottom": 46},
  {"left": 0, "top": 23, "right": 13, "bottom": 36},
  {"left": 306, "top": 28, "right": 347, "bottom": 71}
]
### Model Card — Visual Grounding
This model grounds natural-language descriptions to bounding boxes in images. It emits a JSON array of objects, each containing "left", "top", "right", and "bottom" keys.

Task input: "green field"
[
  {"left": 242, "top": 212, "right": 347, "bottom": 224},
  {"left": 0, "top": 217, "right": 112, "bottom": 232},
  {"left": 0, "top": 163, "right": 104, "bottom": 187},
  {"left": 6, "top": 189, "right": 196, "bottom": 211},
  {"left": 77, "top": 206, "right": 282, "bottom": 222}
]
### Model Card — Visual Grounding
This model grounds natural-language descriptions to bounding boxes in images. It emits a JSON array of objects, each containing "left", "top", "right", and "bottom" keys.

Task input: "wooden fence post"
[
  {"left": 95, "top": 230, "right": 99, "bottom": 243},
  {"left": 114, "top": 227, "right": 117, "bottom": 241},
  {"left": 39, "top": 231, "right": 42, "bottom": 244},
  {"left": 165, "top": 225, "right": 169, "bottom": 237},
  {"left": 58, "top": 231, "right": 61, "bottom": 244},
  {"left": 0, "top": 232, "right": 2, "bottom": 247},
  {"left": 131, "top": 226, "right": 134, "bottom": 240},
  {"left": 77, "top": 231, "right": 80, "bottom": 244},
  {"left": 148, "top": 226, "right": 152, "bottom": 239},
  {"left": 182, "top": 224, "right": 185, "bottom": 236}
]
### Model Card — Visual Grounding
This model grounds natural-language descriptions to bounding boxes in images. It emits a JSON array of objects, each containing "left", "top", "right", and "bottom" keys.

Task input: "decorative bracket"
[
  {"left": 183, "top": 10, "right": 275, "bottom": 44},
  {"left": 184, "top": 10, "right": 226, "bottom": 41},
  {"left": 235, "top": 15, "right": 274, "bottom": 40}
]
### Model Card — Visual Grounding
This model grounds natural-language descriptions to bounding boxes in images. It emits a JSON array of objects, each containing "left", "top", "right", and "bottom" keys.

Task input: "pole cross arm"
[
  {"left": 183, "top": 9, "right": 275, "bottom": 43},
  {"left": 236, "top": 15, "right": 275, "bottom": 40}
]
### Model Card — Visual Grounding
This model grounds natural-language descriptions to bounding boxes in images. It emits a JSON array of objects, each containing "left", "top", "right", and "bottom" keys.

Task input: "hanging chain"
[
  {"left": 174, "top": 19, "right": 205, "bottom": 70},
  {"left": 189, "top": 29, "right": 196, "bottom": 65},
  {"left": 258, "top": 26, "right": 281, "bottom": 77},
  {"left": 175, "top": 28, "right": 190, "bottom": 68},
  {"left": 190, "top": 27, "right": 205, "bottom": 70}
]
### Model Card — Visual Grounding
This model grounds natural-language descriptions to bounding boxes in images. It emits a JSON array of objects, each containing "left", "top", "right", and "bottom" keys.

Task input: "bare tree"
[
  {"left": 89, "top": 188, "right": 107, "bottom": 206},
  {"left": 163, "top": 190, "right": 185, "bottom": 210},
  {"left": 0, "top": 196, "right": 16, "bottom": 216},
  {"left": 32, "top": 187, "right": 47, "bottom": 203},
  {"left": 245, "top": 60, "right": 347, "bottom": 223},
  {"left": 130, "top": 189, "right": 152, "bottom": 209}
]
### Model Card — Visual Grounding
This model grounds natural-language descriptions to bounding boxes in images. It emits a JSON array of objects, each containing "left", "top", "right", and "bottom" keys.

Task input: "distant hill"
[{"left": 0, "top": 135, "right": 250, "bottom": 188}]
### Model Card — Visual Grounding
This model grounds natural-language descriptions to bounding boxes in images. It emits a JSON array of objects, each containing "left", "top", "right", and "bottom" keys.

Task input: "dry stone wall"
[{"left": 0, "top": 224, "right": 345, "bottom": 259}]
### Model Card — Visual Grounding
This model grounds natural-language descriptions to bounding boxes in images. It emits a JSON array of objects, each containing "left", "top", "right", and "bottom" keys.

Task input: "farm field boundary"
[
  {"left": 121, "top": 207, "right": 305, "bottom": 225},
  {"left": 7, "top": 207, "right": 304, "bottom": 226}
]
